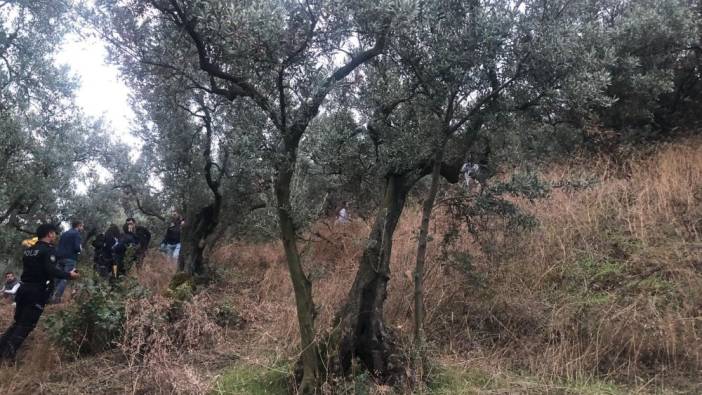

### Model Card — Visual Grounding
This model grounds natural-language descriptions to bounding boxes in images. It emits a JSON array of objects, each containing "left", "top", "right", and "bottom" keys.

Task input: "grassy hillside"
[{"left": 1, "top": 138, "right": 700, "bottom": 394}]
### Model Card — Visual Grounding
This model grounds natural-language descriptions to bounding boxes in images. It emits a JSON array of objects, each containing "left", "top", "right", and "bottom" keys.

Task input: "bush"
[
  {"left": 44, "top": 275, "right": 148, "bottom": 356},
  {"left": 210, "top": 301, "right": 245, "bottom": 329},
  {"left": 118, "top": 292, "right": 225, "bottom": 392}
]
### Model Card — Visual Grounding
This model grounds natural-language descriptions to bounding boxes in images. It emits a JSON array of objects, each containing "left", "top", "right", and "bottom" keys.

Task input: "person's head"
[
  {"left": 105, "top": 224, "right": 120, "bottom": 239},
  {"left": 36, "top": 223, "right": 58, "bottom": 243},
  {"left": 125, "top": 218, "right": 136, "bottom": 233},
  {"left": 71, "top": 220, "right": 84, "bottom": 232},
  {"left": 4, "top": 272, "right": 15, "bottom": 283}
]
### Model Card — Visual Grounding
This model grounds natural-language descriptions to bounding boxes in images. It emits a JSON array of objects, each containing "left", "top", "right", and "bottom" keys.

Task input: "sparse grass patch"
[
  {"left": 427, "top": 366, "right": 495, "bottom": 394},
  {"left": 428, "top": 366, "right": 630, "bottom": 395},
  {"left": 212, "top": 362, "right": 290, "bottom": 395}
]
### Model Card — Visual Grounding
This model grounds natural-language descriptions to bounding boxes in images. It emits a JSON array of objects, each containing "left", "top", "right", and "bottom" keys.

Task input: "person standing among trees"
[
  {"left": 51, "top": 220, "right": 83, "bottom": 304},
  {"left": 161, "top": 214, "right": 182, "bottom": 264},
  {"left": 115, "top": 219, "right": 140, "bottom": 275},
  {"left": 461, "top": 161, "right": 480, "bottom": 190},
  {"left": 0, "top": 224, "right": 79, "bottom": 362},
  {"left": 2, "top": 272, "right": 20, "bottom": 304},
  {"left": 97, "top": 224, "right": 121, "bottom": 279},
  {"left": 336, "top": 201, "right": 350, "bottom": 225},
  {"left": 126, "top": 218, "right": 151, "bottom": 266}
]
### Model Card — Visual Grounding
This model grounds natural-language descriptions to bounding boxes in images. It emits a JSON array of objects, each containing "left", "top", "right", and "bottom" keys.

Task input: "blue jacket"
[{"left": 56, "top": 228, "right": 82, "bottom": 261}]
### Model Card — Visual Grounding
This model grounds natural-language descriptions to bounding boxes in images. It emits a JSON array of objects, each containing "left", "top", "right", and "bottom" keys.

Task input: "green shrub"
[
  {"left": 210, "top": 301, "right": 245, "bottom": 329},
  {"left": 44, "top": 275, "right": 148, "bottom": 356}
]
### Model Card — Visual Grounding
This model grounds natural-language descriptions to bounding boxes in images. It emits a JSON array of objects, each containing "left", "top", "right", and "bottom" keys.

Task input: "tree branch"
[
  {"left": 0, "top": 197, "right": 23, "bottom": 224},
  {"left": 9, "top": 222, "right": 33, "bottom": 235},
  {"left": 447, "top": 58, "right": 526, "bottom": 135},
  {"left": 113, "top": 184, "right": 166, "bottom": 221},
  {"left": 158, "top": 0, "right": 282, "bottom": 129},
  {"left": 289, "top": 17, "right": 393, "bottom": 142},
  {"left": 199, "top": 101, "right": 223, "bottom": 213}
]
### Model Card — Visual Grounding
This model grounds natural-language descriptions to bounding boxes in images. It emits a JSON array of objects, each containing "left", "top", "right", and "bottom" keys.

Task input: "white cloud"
[
  {"left": 55, "top": 33, "right": 141, "bottom": 193},
  {"left": 55, "top": 33, "right": 141, "bottom": 152}
]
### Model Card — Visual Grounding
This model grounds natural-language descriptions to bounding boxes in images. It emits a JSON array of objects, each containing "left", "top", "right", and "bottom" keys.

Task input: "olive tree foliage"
[
  {"left": 402, "top": 0, "right": 615, "bottom": 370},
  {"left": 84, "top": 0, "right": 700, "bottom": 389},
  {"left": 91, "top": 0, "right": 411, "bottom": 390},
  {"left": 595, "top": 0, "right": 700, "bottom": 134},
  {"left": 297, "top": 0, "right": 617, "bottom": 382},
  {"left": 64, "top": 182, "right": 128, "bottom": 243},
  {"left": 85, "top": 0, "right": 271, "bottom": 269},
  {"left": 114, "top": 70, "right": 268, "bottom": 274},
  {"left": 0, "top": 1, "right": 105, "bottom": 269}
]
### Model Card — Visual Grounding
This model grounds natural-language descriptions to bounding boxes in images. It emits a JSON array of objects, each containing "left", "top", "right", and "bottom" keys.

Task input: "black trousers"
[{"left": 0, "top": 284, "right": 47, "bottom": 360}]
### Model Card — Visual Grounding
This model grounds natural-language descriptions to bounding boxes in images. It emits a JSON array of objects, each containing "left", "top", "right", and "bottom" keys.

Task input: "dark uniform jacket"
[
  {"left": 97, "top": 235, "right": 119, "bottom": 263},
  {"left": 20, "top": 240, "right": 70, "bottom": 304}
]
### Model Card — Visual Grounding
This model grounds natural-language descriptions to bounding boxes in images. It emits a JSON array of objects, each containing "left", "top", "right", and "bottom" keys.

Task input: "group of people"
[
  {"left": 0, "top": 214, "right": 184, "bottom": 363},
  {"left": 92, "top": 217, "right": 152, "bottom": 279},
  {"left": 5, "top": 220, "right": 86, "bottom": 305}
]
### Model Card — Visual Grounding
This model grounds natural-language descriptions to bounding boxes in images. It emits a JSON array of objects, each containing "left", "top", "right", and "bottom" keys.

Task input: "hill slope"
[{"left": 1, "top": 138, "right": 701, "bottom": 394}]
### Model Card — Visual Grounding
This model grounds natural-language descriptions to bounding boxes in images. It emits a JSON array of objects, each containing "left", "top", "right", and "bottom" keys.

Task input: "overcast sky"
[{"left": 55, "top": 33, "right": 141, "bottom": 151}]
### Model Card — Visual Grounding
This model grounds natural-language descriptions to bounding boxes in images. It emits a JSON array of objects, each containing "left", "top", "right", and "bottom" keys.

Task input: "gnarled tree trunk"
[
  {"left": 178, "top": 203, "right": 218, "bottom": 276},
  {"left": 333, "top": 173, "right": 410, "bottom": 383},
  {"left": 177, "top": 103, "right": 223, "bottom": 277},
  {"left": 329, "top": 160, "right": 461, "bottom": 383}
]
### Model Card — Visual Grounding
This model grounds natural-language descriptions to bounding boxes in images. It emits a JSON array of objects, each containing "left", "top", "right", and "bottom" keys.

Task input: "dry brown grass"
[
  {"left": 0, "top": 253, "right": 232, "bottom": 395},
  {"left": 424, "top": 138, "right": 702, "bottom": 387},
  {"left": 1, "top": 138, "right": 700, "bottom": 393},
  {"left": 206, "top": 138, "right": 702, "bottom": 390}
]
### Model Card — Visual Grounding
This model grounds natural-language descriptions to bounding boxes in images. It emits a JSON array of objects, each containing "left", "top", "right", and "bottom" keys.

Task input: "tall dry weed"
[
  {"left": 208, "top": 138, "right": 702, "bottom": 387},
  {"left": 6, "top": 138, "right": 695, "bottom": 393},
  {"left": 426, "top": 139, "right": 702, "bottom": 382},
  {"left": 117, "top": 292, "right": 224, "bottom": 394}
]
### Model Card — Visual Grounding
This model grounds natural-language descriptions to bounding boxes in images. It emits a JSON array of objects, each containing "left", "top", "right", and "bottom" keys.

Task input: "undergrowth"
[
  {"left": 212, "top": 362, "right": 290, "bottom": 395},
  {"left": 2, "top": 139, "right": 701, "bottom": 393},
  {"left": 44, "top": 274, "right": 148, "bottom": 356}
]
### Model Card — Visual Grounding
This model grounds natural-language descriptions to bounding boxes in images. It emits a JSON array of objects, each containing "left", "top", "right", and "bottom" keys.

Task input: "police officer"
[{"left": 0, "top": 224, "right": 79, "bottom": 362}]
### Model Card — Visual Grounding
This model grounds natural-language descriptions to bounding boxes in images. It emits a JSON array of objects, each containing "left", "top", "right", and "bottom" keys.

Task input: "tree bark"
[
  {"left": 333, "top": 174, "right": 410, "bottom": 383},
  {"left": 178, "top": 203, "right": 217, "bottom": 275},
  {"left": 413, "top": 146, "right": 444, "bottom": 375},
  {"left": 275, "top": 157, "right": 321, "bottom": 394},
  {"left": 177, "top": 104, "right": 222, "bottom": 277}
]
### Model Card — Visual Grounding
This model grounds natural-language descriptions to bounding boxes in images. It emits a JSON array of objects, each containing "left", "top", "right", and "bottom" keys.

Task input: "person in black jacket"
[
  {"left": 114, "top": 221, "right": 139, "bottom": 275},
  {"left": 93, "top": 224, "right": 121, "bottom": 278},
  {"left": 0, "top": 224, "right": 79, "bottom": 362},
  {"left": 161, "top": 214, "right": 182, "bottom": 264},
  {"left": 126, "top": 217, "right": 151, "bottom": 266}
]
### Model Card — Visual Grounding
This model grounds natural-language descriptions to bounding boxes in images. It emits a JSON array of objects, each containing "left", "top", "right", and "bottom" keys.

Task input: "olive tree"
[
  {"left": 93, "top": 1, "right": 407, "bottom": 390},
  {"left": 0, "top": 1, "right": 103, "bottom": 266},
  {"left": 304, "top": 0, "right": 614, "bottom": 383}
]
